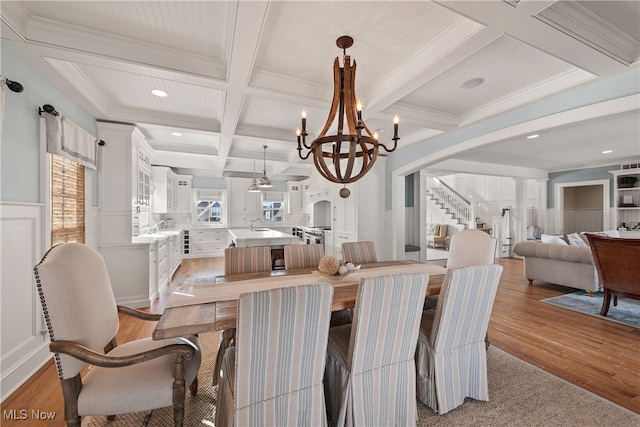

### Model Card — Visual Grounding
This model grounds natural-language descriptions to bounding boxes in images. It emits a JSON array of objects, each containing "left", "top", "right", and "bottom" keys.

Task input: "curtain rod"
[{"left": 39, "top": 104, "right": 106, "bottom": 146}]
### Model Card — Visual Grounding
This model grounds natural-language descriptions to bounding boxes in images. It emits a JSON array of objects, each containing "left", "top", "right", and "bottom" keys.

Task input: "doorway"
[{"left": 555, "top": 180, "right": 609, "bottom": 233}]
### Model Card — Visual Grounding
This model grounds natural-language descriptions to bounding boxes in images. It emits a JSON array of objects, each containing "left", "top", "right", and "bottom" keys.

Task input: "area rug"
[
  {"left": 542, "top": 291, "right": 640, "bottom": 329},
  {"left": 83, "top": 332, "right": 639, "bottom": 427}
]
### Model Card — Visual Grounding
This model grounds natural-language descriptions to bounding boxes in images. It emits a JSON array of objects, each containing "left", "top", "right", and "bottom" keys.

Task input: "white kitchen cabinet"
[
  {"left": 99, "top": 243, "right": 159, "bottom": 308},
  {"left": 151, "top": 166, "right": 176, "bottom": 214},
  {"left": 334, "top": 231, "right": 355, "bottom": 260},
  {"left": 228, "top": 178, "right": 260, "bottom": 227},
  {"left": 175, "top": 174, "right": 193, "bottom": 213},
  {"left": 184, "top": 228, "right": 229, "bottom": 258},
  {"left": 97, "top": 122, "right": 153, "bottom": 243},
  {"left": 303, "top": 160, "right": 385, "bottom": 259},
  {"left": 287, "top": 182, "right": 303, "bottom": 214},
  {"left": 157, "top": 237, "right": 170, "bottom": 293},
  {"left": 168, "top": 232, "right": 183, "bottom": 277}
]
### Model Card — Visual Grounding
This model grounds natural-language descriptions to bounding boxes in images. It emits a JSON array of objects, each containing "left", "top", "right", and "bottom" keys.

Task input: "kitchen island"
[
  {"left": 228, "top": 228, "right": 301, "bottom": 270},
  {"left": 228, "top": 228, "right": 301, "bottom": 248}
]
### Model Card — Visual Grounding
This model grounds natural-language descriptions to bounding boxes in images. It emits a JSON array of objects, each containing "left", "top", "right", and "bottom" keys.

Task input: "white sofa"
[{"left": 512, "top": 239, "right": 599, "bottom": 294}]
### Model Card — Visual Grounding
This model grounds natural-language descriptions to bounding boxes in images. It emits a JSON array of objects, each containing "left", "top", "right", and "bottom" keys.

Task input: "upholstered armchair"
[
  {"left": 446, "top": 229, "right": 497, "bottom": 269},
  {"left": 427, "top": 224, "right": 448, "bottom": 249},
  {"left": 415, "top": 265, "right": 503, "bottom": 415},
  {"left": 324, "top": 273, "right": 429, "bottom": 426},
  {"left": 341, "top": 240, "right": 377, "bottom": 264},
  {"left": 216, "top": 284, "right": 334, "bottom": 426},
  {"left": 33, "top": 243, "right": 200, "bottom": 427},
  {"left": 425, "top": 228, "right": 497, "bottom": 312},
  {"left": 586, "top": 234, "right": 640, "bottom": 316},
  {"left": 284, "top": 243, "right": 324, "bottom": 270}
]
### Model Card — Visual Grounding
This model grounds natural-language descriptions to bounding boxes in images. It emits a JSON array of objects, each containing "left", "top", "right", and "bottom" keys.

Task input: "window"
[
  {"left": 51, "top": 153, "right": 85, "bottom": 245},
  {"left": 197, "top": 200, "right": 223, "bottom": 223},
  {"left": 262, "top": 201, "right": 284, "bottom": 222},
  {"left": 195, "top": 190, "right": 225, "bottom": 223}
]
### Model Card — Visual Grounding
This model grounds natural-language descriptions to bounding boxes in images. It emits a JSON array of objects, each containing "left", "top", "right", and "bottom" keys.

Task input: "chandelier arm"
[
  {"left": 297, "top": 147, "right": 312, "bottom": 160},
  {"left": 377, "top": 137, "right": 399, "bottom": 153},
  {"left": 317, "top": 58, "right": 342, "bottom": 139},
  {"left": 299, "top": 132, "right": 312, "bottom": 150}
]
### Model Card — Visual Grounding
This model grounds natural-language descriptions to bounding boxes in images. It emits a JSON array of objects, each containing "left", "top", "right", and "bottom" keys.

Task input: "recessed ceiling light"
[
  {"left": 172, "top": 132, "right": 182, "bottom": 137},
  {"left": 151, "top": 89, "right": 168, "bottom": 97},
  {"left": 526, "top": 134, "right": 539, "bottom": 139},
  {"left": 460, "top": 77, "right": 485, "bottom": 89},
  {"left": 602, "top": 150, "right": 613, "bottom": 154}
]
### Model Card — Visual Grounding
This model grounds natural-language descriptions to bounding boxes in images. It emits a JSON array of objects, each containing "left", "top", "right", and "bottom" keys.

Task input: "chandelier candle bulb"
[{"left": 394, "top": 115, "right": 399, "bottom": 139}]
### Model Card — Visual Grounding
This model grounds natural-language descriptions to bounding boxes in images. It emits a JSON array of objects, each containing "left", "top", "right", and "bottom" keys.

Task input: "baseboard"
[{"left": 1, "top": 343, "right": 52, "bottom": 402}]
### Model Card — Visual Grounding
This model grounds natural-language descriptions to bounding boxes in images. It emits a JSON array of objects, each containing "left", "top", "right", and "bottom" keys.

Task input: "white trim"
[{"left": 554, "top": 179, "right": 610, "bottom": 233}]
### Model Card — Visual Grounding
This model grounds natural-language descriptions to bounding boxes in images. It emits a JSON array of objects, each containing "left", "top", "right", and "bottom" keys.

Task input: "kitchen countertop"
[{"left": 228, "top": 228, "right": 301, "bottom": 247}]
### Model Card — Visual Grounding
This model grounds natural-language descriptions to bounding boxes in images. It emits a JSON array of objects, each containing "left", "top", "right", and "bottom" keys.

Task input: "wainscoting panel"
[
  {"left": 563, "top": 208, "right": 604, "bottom": 233},
  {"left": 0, "top": 202, "right": 50, "bottom": 402}
]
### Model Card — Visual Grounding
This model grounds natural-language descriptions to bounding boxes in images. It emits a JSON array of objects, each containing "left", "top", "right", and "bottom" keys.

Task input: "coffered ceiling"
[{"left": 2, "top": 1, "right": 639, "bottom": 181}]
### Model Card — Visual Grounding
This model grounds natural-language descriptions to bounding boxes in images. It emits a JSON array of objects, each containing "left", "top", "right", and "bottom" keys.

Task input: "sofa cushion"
[
  {"left": 567, "top": 232, "right": 588, "bottom": 246},
  {"left": 541, "top": 234, "right": 568, "bottom": 245},
  {"left": 426, "top": 223, "right": 437, "bottom": 236}
]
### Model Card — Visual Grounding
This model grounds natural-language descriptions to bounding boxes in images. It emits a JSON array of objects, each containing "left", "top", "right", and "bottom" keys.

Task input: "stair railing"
[{"left": 426, "top": 176, "right": 475, "bottom": 228}]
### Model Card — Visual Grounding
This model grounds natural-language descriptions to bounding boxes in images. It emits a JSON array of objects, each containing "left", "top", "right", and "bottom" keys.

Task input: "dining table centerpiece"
[{"left": 316, "top": 256, "right": 360, "bottom": 279}]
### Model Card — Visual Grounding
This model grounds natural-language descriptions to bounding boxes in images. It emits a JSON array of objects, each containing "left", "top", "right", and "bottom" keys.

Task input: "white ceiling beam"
[
  {"left": 215, "top": 1, "right": 269, "bottom": 175},
  {"left": 438, "top": 0, "right": 630, "bottom": 76}
]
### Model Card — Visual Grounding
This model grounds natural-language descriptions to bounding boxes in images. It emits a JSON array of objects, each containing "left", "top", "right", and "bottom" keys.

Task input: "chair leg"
[
  {"left": 61, "top": 376, "right": 82, "bottom": 427},
  {"left": 141, "top": 410, "right": 153, "bottom": 427},
  {"left": 190, "top": 376, "right": 198, "bottom": 396},
  {"left": 173, "top": 355, "right": 186, "bottom": 427},
  {"left": 613, "top": 295, "right": 618, "bottom": 307},
  {"left": 213, "top": 329, "right": 235, "bottom": 386},
  {"left": 600, "top": 290, "right": 611, "bottom": 316}
]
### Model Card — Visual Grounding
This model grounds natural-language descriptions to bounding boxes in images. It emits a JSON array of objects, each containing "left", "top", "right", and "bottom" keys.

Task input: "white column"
[{"left": 534, "top": 178, "right": 548, "bottom": 234}]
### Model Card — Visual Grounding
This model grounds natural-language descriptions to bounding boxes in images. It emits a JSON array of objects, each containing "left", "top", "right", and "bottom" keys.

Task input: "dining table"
[{"left": 152, "top": 260, "right": 448, "bottom": 340}]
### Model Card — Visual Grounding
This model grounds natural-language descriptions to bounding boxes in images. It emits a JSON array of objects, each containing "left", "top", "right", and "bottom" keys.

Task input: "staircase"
[{"left": 426, "top": 176, "right": 491, "bottom": 233}]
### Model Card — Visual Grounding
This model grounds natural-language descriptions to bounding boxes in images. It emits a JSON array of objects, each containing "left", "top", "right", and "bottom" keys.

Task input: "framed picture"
[{"left": 623, "top": 195, "right": 633, "bottom": 204}]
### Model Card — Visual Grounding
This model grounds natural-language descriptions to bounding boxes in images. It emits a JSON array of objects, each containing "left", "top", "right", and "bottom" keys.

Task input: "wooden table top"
[{"left": 153, "top": 260, "right": 447, "bottom": 340}]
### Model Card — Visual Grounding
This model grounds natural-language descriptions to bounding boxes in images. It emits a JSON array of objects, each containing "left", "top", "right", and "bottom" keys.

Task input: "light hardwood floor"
[{"left": 2, "top": 257, "right": 638, "bottom": 426}]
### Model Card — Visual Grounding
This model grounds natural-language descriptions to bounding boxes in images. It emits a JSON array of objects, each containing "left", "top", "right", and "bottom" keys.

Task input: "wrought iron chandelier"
[{"left": 296, "top": 35, "right": 399, "bottom": 198}]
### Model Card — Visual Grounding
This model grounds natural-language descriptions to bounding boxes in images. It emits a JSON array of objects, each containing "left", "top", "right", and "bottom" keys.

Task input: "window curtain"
[{"left": 43, "top": 111, "right": 97, "bottom": 170}]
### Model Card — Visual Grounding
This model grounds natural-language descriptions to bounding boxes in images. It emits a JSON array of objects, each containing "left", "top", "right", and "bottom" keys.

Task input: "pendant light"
[
  {"left": 258, "top": 145, "right": 273, "bottom": 188},
  {"left": 248, "top": 160, "right": 261, "bottom": 192}
]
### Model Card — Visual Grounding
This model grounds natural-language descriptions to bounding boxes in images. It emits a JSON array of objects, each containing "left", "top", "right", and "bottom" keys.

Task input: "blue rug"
[{"left": 542, "top": 291, "right": 640, "bottom": 328}]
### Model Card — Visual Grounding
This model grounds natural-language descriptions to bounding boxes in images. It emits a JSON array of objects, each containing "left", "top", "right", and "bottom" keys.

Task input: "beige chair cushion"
[{"left": 78, "top": 336, "right": 201, "bottom": 416}]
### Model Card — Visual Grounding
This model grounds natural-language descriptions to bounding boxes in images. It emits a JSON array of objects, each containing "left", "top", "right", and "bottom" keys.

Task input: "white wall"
[{"left": 0, "top": 203, "right": 50, "bottom": 401}]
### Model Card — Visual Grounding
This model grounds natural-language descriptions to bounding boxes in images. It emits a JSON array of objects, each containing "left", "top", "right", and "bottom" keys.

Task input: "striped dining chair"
[
  {"left": 223, "top": 246, "right": 272, "bottom": 275},
  {"left": 284, "top": 243, "right": 325, "bottom": 270},
  {"left": 415, "top": 264, "right": 503, "bottom": 415},
  {"left": 341, "top": 241, "right": 377, "bottom": 264},
  {"left": 324, "top": 273, "right": 429, "bottom": 427},
  {"left": 215, "top": 284, "right": 334, "bottom": 427},
  {"left": 213, "top": 245, "right": 274, "bottom": 387}
]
